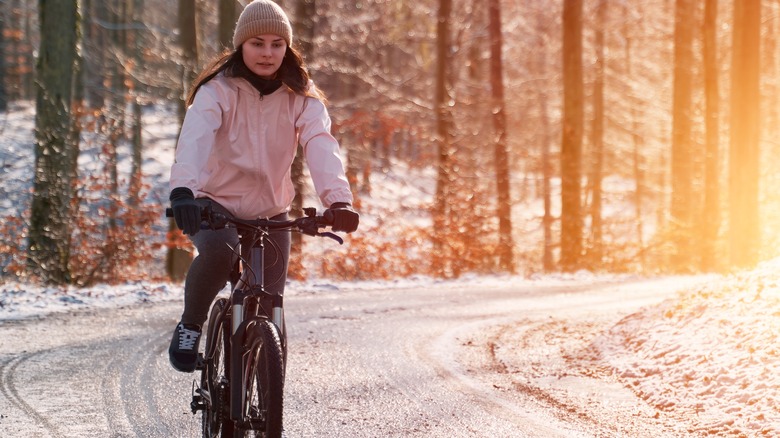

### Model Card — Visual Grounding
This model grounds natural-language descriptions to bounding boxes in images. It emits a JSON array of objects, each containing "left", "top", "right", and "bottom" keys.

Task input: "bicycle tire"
[
  {"left": 201, "top": 298, "right": 234, "bottom": 438},
  {"left": 237, "top": 319, "right": 285, "bottom": 438}
]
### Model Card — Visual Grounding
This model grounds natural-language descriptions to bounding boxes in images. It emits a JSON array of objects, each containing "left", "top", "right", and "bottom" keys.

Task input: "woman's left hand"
[{"left": 325, "top": 203, "right": 359, "bottom": 233}]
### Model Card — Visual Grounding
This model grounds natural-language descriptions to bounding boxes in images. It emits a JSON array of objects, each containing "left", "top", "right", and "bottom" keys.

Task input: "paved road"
[{"left": 0, "top": 278, "right": 698, "bottom": 437}]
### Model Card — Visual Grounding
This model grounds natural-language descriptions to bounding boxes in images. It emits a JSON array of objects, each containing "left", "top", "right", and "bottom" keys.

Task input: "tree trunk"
[
  {"left": 218, "top": 0, "right": 236, "bottom": 51},
  {"left": 289, "top": 0, "right": 316, "bottom": 273},
  {"left": 588, "top": 0, "right": 606, "bottom": 267},
  {"left": 106, "top": 0, "right": 127, "bottom": 236},
  {"left": 82, "top": 0, "right": 106, "bottom": 110},
  {"left": 433, "top": 0, "right": 454, "bottom": 275},
  {"left": 701, "top": 0, "right": 719, "bottom": 270},
  {"left": 541, "top": 88, "right": 554, "bottom": 273},
  {"left": 533, "top": 13, "right": 554, "bottom": 272},
  {"left": 0, "top": 10, "right": 6, "bottom": 111},
  {"left": 29, "top": 0, "right": 80, "bottom": 284},
  {"left": 290, "top": 0, "right": 317, "bottom": 221},
  {"left": 129, "top": 0, "right": 145, "bottom": 205},
  {"left": 765, "top": 0, "right": 779, "bottom": 144},
  {"left": 488, "top": 0, "right": 514, "bottom": 273},
  {"left": 167, "top": 0, "right": 200, "bottom": 281},
  {"left": 13, "top": 0, "right": 36, "bottom": 99},
  {"left": 670, "top": 0, "right": 696, "bottom": 270},
  {"left": 560, "top": 0, "right": 584, "bottom": 271},
  {"left": 177, "top": 0, "right": 198, "bottom": 119},
  {"left": 729, "top": 0, "right": 761, "bottom": 268},
  {"left": 623, "top": 5, "right": 645, "bottom": 267}
]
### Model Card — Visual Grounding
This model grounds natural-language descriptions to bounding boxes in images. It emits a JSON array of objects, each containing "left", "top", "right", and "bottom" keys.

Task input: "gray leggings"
[{"left": 180, "top": 199, "right": 291, "bottom": 327}]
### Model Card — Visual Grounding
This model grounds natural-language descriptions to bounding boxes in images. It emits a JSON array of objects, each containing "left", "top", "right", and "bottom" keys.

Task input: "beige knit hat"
[{"left": 232, "top": 0, "right": 293, "bottom": 49}]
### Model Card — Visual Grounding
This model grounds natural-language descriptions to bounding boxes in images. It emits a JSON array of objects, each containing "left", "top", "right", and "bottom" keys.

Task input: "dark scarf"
[
  {"left": 230, "top": 59, "right": 283, "bottom": 96},
  {"left": 245, "top": 74, "right": 283, "bottom": 96}
]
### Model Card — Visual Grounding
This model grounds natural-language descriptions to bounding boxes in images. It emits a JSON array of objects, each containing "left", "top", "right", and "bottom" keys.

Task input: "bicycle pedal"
[
  {"left": 190, "top": 381, "right": 206, "bottom": 413},
  {"left": 195, "top": 353, "right": 205, "bottom": 370},
  {"left": 190, "top": 397, "right": 206, "bottom": 414}
]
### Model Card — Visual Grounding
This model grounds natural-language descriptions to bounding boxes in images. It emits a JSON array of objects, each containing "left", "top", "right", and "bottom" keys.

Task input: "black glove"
[
  {"left": 169, "top": 187, "right": 201, "bottom": 236},
  {"left": 325, "top": 202, "right": 359, "bottom": 233}
]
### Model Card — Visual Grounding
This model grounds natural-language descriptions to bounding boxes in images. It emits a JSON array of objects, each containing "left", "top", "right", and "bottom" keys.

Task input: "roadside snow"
[
  {"left": 593, "top": 258, "right": 780, "bottom": 436},
  {"left": 0, "top": 270, "right": 614, "bottom": 321}
]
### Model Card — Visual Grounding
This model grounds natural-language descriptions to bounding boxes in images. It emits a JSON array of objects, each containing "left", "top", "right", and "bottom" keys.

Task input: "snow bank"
[
  {"left": 0, "top": 271, "right": 615, "bottom": 322},
  {"left": 593, "top": 259, "right": 780, "bottom": 436}
]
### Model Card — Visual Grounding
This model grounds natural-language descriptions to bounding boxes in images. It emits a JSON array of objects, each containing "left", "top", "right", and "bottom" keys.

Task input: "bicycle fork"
[
  {"left": 233, "top": 238, "right": 286, "bottom": 336},
  {"left": 228, "top": 239, "right": 285, "bottom": 428}
]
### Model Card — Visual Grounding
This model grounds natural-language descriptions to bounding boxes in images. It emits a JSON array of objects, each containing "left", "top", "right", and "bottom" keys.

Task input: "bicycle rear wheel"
[
  {"left": 201, "top": 298, "right": 233, "bottom": 438},
  {"left": 239, "top": 319, "right": 285, "bottom": 438}
]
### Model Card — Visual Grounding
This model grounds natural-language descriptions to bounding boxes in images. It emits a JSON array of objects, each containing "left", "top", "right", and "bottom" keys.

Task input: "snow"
[
  {"left": 0, "top": 272, "right": 612, "bottom": 322},
  {"left": 593, "top": 259, "right": 780, "bottom": 435},
  {"left": 3, "top": 101, "right": 780, "bottom": 434}
]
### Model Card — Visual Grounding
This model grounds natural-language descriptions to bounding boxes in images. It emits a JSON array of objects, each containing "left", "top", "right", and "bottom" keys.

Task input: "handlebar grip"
[
  {"left": 322, "top": 209, "right": 334, "bottom": 226},
  {"left": 165, "top": 208, "right": 173, "bottom": 218}
]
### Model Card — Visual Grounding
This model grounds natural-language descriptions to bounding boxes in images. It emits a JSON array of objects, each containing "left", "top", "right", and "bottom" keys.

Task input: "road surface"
[{"left": 0, "top": 278, "right": 702, "bottom": 437}]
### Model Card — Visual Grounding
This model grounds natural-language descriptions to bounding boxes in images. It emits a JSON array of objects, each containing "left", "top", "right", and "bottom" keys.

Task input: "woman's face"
[{"left": 241, "top": 34, "right": 287, "bottom": 79}]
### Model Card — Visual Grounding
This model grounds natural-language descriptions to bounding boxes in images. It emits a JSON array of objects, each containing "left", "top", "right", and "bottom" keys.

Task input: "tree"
[
  {"left": 290, "top": 0, "right": 316, "bottom": 268},
  {"left": 701, "top": 0, "right": 719, "bottom": 270},
  {"left": 3, "top": 0, "right": 36, "bottom": 101},
  {"left": 129, "top": 0, "right": 146, "bottom": 205},
  {"left": 670, "top": 0, "right": 696, "bottom": 270},
  {"left": 82, "top": 0, "right": 107, "bottom": 110},
  {"left": 217, "top": 0, "right": 236, "bottom": 51},
  {"left": 729, "top": 0, "right": 761, "bottom": 268},
  {"left": 0, "top": 8, "right": 6, "bottom": 111},
  {"left": 622, "top": 3, "right": 646, "bottom": 269},
  {"left": 588, "top": 0, "right": 606, "bottom": 266},
  {"left": 535, "top": 12, "right": 554, "bottom": 273},
  {"left": 177, "top": 0, "right": 198, "bottom": 118},
  {"left": 166, "top": 0, "right": 199, "bottom": 280},
  {"left": 560, "top": 0, "right": 584, "bottom": 271},
  {"left": 488, "top": 0, "right": 514, "bottom": 273},
  {"left": 28, "top": 0, "right": 80, "bottom": 284},
  {"left": 433, "top": 0, "right": 454, "bottom": 275}
]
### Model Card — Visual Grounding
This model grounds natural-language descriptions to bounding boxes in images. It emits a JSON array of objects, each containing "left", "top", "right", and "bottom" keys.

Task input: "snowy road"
[{"left": 0, "top": 278, "right": 702, "bottom": 437}]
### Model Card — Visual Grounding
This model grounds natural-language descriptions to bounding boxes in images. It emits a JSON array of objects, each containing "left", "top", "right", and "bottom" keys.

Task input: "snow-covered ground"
[
  {"left": 2, "top": 101, "right": 779, "bottom": 434},
  {"left": 593, "top": 258, "right": 780, "bottom": 436},
  {"left": 3, "top": 264, "right": 779, "bottom": 435},
  {"left": 0, "top": 269, "right": 614, "bottom": 321}
]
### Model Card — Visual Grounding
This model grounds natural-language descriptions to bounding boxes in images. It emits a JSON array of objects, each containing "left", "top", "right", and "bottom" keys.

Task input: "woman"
[{"left": 168, "top": 0, "right": 359, "bottom": 373}]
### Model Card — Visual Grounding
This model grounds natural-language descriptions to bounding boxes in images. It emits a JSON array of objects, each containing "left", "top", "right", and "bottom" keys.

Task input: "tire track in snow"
[
  {"left": 415, "top": 315, "right": 591, "bottom": 438},
  {"left": 100, "top": 330, "right": 186, "bottom": 437},
  {"left": 0, "top": 351, "right": 66, "bottom": 438}
]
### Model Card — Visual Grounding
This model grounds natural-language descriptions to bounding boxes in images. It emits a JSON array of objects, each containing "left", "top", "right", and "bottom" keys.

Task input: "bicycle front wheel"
[
  {"left": 201, "top": 298, "right": 233, "bottom": 438},
  {"left": 239, "top": 319, "right": 285, "bottom": 438}
]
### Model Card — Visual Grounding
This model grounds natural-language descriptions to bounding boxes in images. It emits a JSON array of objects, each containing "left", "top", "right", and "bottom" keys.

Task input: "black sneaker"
[{"left": 169, "top": 322, "right": 202, "bottom": 373}]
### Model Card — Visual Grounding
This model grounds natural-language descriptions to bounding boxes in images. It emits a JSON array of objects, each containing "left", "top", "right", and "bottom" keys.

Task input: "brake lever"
[
  {"left": 298, "top": 216, "right": 343, "bottom": 244},
  {"left": 319, "top": 232, "right": 344, "bottom": 245}
]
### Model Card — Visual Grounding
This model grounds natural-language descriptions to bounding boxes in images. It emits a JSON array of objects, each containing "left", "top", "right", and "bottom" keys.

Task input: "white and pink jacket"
[{"left": 169, "top": 74, "right": 353, "bottom": 219}]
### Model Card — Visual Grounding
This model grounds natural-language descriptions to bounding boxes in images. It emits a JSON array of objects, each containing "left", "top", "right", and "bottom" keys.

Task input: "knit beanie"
[{"left": 233, "top": 0, "right": 293, "bottom": 49}]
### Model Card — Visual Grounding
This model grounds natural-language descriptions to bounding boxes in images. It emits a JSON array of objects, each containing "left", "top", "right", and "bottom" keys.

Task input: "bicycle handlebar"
[{"left": 165, "top": 205, "right": 343, "bottom": 244}]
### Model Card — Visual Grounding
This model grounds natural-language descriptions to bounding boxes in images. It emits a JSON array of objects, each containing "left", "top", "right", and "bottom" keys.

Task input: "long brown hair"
[{"left": 185, "top": 45, "right": 323, "bottom": 106}]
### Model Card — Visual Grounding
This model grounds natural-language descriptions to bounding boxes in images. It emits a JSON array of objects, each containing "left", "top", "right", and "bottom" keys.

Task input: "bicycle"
[{"left": 166, "top": 203, "right": 342, "bottom": 437}]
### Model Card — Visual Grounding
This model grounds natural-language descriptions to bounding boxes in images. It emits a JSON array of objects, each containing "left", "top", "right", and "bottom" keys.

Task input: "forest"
[{"left": 0, "top": 0, "right": 776, "bottom": 285}]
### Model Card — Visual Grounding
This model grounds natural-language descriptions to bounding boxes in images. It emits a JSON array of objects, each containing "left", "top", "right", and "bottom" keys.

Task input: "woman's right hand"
[{"left": 169, "top": 187, "right": 201, "bottom": 236}]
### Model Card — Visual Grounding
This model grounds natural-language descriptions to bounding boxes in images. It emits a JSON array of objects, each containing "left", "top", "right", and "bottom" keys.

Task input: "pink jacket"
[{"left": 169, "top": 74, "right": 353, "bottom": 219}]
